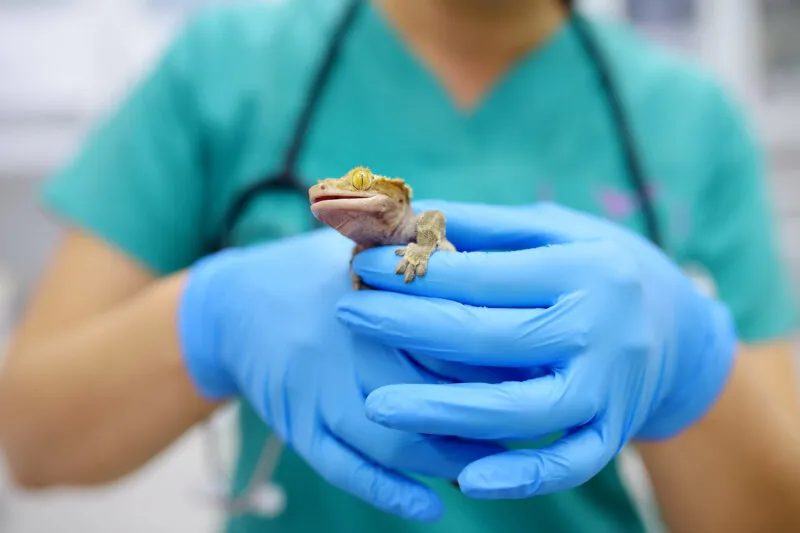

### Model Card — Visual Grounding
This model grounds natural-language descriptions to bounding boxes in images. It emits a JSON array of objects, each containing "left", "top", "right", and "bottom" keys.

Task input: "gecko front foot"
[{"left": 395, "top": 242, "right": 435, "bottom": 283}]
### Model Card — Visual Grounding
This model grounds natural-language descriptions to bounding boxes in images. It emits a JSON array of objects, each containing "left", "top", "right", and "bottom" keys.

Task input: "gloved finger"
[
  {"left": 337, "top": 291, "right": 589, "bottom": 367},
  {"left": 352, "top": 342, "right": 453, "bottom": 397},
  {"left": 332, "top": 417, "right": 507, "bottom": 481},
  {"left": 364, "top": 374, "right": 596, "bottom": 441},
  {"left": 324, "top": 354, "right": 506, "bottom": 480},
  {"left": 411, "top": 200, "right": 620, "bottom": 252},
  {"left": 307, "top": 431, "right": 443, "bottom": 522},
  {"left": 350, "top": 240, "right": 609, "bottom": 308},
  {"left": 353, "top": 340, "right": 531, "bottom": 397},
  {"left": 409, "top": 200, "right": 572, "bottom": 251},
  {"left": 407, "top": 353, "right": 543, "bottom": 387},
  {"left": 456, "top": 426, "right": 611, "bottom": 500}
]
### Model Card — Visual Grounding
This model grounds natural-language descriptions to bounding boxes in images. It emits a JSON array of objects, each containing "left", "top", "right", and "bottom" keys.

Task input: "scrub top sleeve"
[
  {"left": 688, "top": 86, "right": 798, "bottom": 343},
  {"left": 40, "top": 14, "right": 210, "bottom": 276}
]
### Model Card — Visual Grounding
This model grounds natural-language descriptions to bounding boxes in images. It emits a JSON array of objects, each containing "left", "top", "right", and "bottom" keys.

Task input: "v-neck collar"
[{"left": 356, "top": 2, "right": 594, "bottom": 128}]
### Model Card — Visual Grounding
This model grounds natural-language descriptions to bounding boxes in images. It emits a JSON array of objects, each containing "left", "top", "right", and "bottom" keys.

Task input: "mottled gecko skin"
[{"left": 308, "top": 166, "right": 456, "bottom": 290}]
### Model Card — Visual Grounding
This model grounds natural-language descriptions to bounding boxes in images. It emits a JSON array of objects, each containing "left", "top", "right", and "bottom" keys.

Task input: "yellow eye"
[{"left": 351, "top": 168, "right": 373, "bottom": 190}]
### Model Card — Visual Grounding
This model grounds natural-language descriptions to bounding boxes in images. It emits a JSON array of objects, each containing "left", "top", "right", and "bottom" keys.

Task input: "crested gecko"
[{"left": 308, "top": 166, "right": 456, "bottom": 289}]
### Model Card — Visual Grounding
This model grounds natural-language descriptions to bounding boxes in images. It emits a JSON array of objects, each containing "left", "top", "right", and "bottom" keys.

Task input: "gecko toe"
[
  {"left": 395, "top": 259, "right": 408, "bottom": 275},
  {"left": 395, "top": 248, "right": 406, "bottom": 256}
]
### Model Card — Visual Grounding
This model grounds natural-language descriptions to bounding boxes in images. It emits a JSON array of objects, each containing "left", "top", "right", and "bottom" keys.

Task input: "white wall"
[{"left": 0, "top": 0, "right": 193, "bottom": 176}]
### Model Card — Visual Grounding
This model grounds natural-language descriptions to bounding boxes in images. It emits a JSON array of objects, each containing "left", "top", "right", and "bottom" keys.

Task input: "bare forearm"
[
  {"left": 0, "top": 272, "right": 221, "bottom": 488},
  {"left": 636, "top": 343, "right": 800, "bottom": 532}
]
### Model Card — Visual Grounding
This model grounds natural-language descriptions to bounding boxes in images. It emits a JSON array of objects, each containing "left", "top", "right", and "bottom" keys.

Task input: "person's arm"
[
  {"left": 635, "top": 82, "right": 800, "bottom": 531},
  {"left": 0, "top": 229, "right": 221, "bottom": 488},
  {"left": 637, "top": 341, "right": 800, "bottom": 532}
]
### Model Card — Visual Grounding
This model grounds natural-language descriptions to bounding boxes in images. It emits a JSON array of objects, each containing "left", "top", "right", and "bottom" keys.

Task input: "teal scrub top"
[{"left": 41, "top": 1, "right": 798, "bottom": 532}]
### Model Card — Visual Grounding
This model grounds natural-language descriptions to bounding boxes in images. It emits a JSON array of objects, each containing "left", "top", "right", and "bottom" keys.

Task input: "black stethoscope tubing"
[{"left": 215, "top": 0, "right": 662, "bottom": 252}]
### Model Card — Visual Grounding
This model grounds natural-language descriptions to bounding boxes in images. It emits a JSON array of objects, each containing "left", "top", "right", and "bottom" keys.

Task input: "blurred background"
[{"left": 0, "top": 0, "right": 797, "bottom": 531}]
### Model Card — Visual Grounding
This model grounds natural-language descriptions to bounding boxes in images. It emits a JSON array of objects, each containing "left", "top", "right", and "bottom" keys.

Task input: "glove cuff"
[
  {"left": 636, "top": 296, "right": 738, "bottom": 441},
  {"left": 177, "top": 252, "right": 240, "bottom": 401}
]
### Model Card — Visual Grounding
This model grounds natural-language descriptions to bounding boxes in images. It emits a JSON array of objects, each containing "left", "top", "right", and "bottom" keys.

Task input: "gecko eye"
[{"left": 351, "top": 169, "right": 373, "bottom": 190}]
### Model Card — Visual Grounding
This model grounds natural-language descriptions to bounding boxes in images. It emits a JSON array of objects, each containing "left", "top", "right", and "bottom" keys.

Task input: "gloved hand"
[
  {"left": 177, "top": 229, "right": 502, "bottom": 521},
  {"left": 336, "top": 201, "right": 738, "bottom": 499}
]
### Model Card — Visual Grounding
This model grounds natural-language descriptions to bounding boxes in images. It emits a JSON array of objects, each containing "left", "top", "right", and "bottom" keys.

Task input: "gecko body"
[{"left": 308, "top": 166, "right": 455, "bottom": 289}]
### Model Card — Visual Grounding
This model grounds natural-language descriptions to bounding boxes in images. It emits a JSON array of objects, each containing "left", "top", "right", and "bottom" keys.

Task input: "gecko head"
[{"left": 308, "top": 166, "right": 413, "bottom": 241}]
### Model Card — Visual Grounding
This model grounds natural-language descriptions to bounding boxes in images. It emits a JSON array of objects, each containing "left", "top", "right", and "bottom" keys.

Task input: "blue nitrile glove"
[
  {"left": 177, "top": 229, "right": 503, "bottom": 521},
  {"left": 336, "top": 201, "right": 738, "bottom": 500}
]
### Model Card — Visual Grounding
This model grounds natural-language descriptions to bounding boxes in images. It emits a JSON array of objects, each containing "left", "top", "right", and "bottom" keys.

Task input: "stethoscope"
[{"left": 203, "top": 0, "right": 664, "bottom": 519}]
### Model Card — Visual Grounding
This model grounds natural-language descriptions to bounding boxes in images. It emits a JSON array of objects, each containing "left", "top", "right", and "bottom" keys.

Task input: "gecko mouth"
[
  {"left": 310, "top": 194, "right": 382, "bottom": 213},
  {"left": 310, "top": 194, "right": 371, "bottom": 203}
]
